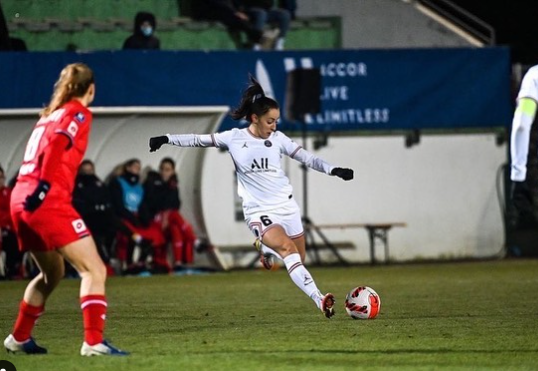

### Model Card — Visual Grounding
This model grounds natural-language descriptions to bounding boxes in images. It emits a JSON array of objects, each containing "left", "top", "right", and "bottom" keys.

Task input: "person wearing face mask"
[
  {"left": 122, "top": 11, "right": 161, "bottom": 50},
  {"left": 148, "top": 75, "right": 354, "bottom": 319}
]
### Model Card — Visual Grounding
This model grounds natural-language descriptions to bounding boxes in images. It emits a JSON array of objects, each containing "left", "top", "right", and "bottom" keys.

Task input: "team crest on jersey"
[
  {"left": 74, "top": 112, "right": 86, "bottom": 123},
  {"left": 264, "top": 140, "right": 272, "bottom": 147},
  {"left": 67, "top": 121, "right": 79, "bottom": 137},
  {"left": 72, "top": 219, "right": 87, "bottom": 234}
]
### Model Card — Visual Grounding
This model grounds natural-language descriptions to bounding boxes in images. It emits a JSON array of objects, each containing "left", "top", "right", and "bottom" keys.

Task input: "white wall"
[
  {"left": 297, "top": 0, "right": 476, "bottom": 48},
  {"left": 0, "top": 107, "right": 228, "bottom": 242},
  {"left": 0, "top": 109, "right": 507, "bottom": 265},
  {"left": 202, "top": 133, "right": 507, "bottom": 263}
]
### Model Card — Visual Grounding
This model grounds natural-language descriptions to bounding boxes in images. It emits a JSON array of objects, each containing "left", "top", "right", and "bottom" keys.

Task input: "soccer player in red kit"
[{"left": 3, "top": 63, "right": 128, "bottom": 356}]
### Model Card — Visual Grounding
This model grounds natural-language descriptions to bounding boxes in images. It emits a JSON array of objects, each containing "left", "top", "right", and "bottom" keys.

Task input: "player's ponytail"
[
  {"left": 231, "top": 74, "right": 279, "bottom": 122},
  {"left": 41, "top": 63, "right": 94, "bottom": 117}
]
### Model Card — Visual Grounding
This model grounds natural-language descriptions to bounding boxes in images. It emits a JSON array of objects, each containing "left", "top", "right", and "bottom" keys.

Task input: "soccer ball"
[{"left": 344, "top": 286, "right": 381, "bottom": 319}]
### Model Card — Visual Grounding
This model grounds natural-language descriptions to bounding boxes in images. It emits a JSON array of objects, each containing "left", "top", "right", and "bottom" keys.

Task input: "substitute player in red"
[{"left": 3, "top": 63, "right": 128, "bottom": 356}]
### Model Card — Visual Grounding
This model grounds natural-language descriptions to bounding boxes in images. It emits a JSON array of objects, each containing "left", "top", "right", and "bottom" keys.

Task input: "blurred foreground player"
[
  {"left": 4, "top": 63, "right": 128, "bottom": 356},
  {"left": 149, "top": 75, "right": 354, "bottom": 318},
  {"left": 510, "top": 64, "right": 538, "bottom": 221}
]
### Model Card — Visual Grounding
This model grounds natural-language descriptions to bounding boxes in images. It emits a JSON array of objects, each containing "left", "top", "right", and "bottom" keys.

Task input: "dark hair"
[
  {"left": 159, "top": 157, "right": 176, "bottom": 169},
  {"left": 80, "top": 159, "right": 94, "bottom": 168},
  {"left": 123, "top": 158, "right": 140, "bottom": 172},
  {"left": 230, "top": 74, "right": 279, "bottom": 122},
  {"left": 78, "top": 159, "right": 95, "bottom": 174}
]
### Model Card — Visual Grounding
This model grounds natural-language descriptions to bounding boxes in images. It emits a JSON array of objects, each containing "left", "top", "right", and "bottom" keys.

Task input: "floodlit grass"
[{"left": 1, "top": 259, "right": 538, "bottom": 371}]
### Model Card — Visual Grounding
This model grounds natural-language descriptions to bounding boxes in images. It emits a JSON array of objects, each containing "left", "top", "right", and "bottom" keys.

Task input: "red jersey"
[
  {"left": 11, "top": 100, "right": 92, "bottom": 207},
  {"left": 0, "top": 185, "right": 12, "bottom": 229}
]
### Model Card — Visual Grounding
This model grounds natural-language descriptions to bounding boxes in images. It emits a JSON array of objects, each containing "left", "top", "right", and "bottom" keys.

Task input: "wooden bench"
[
  {"left": 307, "top": 223, "right": 407, "bottom": 265},
  {"left": 214, "top": 222, "right": 405, "bottom": 268}
]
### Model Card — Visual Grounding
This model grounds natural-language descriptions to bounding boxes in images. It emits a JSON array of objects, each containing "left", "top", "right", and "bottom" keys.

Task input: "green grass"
[{"left": 1, "top": 259, "right": 538, "bottom": 370}]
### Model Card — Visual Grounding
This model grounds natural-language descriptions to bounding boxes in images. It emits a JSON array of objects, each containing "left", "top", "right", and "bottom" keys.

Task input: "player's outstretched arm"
[
  {"left": 149, "top": 136, "right": 169, "bottom": 152},
  {"left": 331, "top": 167, "right": 354, "bottom": 181}
]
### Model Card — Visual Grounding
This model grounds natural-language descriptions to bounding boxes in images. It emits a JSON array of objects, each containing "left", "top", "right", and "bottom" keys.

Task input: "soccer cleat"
[
  {"left": 253, "top": 239, "right": 274, "bottom": 270},
  {"left": 321, "top": 293, "right": 335, "bottom": 319},
  {"left": 80, "top": 340, "right": 129, "bottom": 356},
  {"left": 4, "top": 334, "right": 47, "bottom": 354}
]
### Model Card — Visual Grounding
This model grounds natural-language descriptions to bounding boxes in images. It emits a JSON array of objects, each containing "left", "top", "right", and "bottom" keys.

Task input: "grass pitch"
[{"left": 1, "top": 259, "right": 538, "bottom": 371}]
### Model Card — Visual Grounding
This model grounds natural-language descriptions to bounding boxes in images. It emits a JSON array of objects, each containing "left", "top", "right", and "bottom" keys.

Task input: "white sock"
[
  {"left": 283, "top": 253, "right": 322, "bottom": 308},
  {"left": 275, "top": 38, "right": 285, "bottom": 50},
  {"left": 253, "top": 43, "right": 261, "bottom": 51}
]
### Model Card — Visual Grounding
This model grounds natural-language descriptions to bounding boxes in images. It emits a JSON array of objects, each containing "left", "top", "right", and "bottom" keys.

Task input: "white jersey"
[
  {"left": 517, "top": 65, "right": 538, "bottom": 102},
  {"left": 511, "top": 65, "right": 538, "bottom": 181},
  {"left": 167, "top": 128, "right": 335, "bottom": 213}
]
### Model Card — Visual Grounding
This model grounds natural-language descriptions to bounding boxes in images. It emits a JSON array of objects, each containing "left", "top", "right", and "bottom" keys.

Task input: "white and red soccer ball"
[{"left": 344, "top": 286, "right": 381, "bottom": 319}]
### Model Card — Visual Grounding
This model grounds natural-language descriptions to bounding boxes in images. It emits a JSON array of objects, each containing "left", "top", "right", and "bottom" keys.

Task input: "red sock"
[
  {"left": 12, "top": 301, "right": 44, "bottom": 342},
  {"left": 80, "top": 295, "right": 107, "bottom": 346}
]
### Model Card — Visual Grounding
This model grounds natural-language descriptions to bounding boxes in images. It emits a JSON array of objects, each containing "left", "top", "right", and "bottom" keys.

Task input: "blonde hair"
[{"left": 41, "top": 63, "right": 94, "bottom": 117}]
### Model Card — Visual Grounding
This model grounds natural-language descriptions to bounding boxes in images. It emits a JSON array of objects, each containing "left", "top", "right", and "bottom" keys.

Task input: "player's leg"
[
  {"left": 59, "top": 236, "right": 128, "bottom": 356},
  {"left": 4, "top": 250, "right": 64, "bottom": 354},
  {"left": 262, "top": 225, "right": 334, "bottom": 318},
  {"left": 290, "top": 234, "right": 334, "bottom": 318}
]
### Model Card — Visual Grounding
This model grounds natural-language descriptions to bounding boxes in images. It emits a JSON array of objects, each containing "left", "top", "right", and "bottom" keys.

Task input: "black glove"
[
  {"left": 24, "top": 180, "right": 51, "bottom": 212},
  {"left": 149, "top": 136, "right": 169, "bottom": 152},
  {"left": 331, "top": 167, "right": 354, "bottom": 181},
  {"left": 510, "top": 180, "right": 534, "bottom": 214}
]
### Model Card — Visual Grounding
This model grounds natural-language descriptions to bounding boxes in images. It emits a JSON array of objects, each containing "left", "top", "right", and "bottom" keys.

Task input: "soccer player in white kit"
[
  {"left": 149, "top": 76, "right": 354, "bottom": 318},
  {"left": 510, "top": 65, "right": 537, "bottom": 214}
]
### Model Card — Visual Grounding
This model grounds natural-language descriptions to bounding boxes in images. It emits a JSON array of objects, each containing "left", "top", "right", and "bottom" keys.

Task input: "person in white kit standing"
[
  {"left": 510, "top": 65, "right": 537, "bottom": 215},
  {"left": 149, "top": 75, "right": 353, "bottom": 318}
]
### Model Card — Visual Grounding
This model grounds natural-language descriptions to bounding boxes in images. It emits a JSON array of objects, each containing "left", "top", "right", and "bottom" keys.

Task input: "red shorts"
[{"left": 11, "top": 199, "right": 90, "bottom": 252}]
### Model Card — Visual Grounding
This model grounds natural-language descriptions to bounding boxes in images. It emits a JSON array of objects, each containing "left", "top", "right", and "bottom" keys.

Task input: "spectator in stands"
[
  {"left": 108, "top": 158, "right": 167, "bottom": 274},
  {"left": 0, "top": 165, "right": 22, "bottom": 279},
  {"left": 191, "top": 0, "right": 278, "bottom": 50},
  {"left": 0, "top": 2, "right": 27, "bottom": 51},
  {"left": 73, "top": 160, "right": 114, "bottom": 264},
  {"left": 238, "top": 0, "right": 291, "bottom": 50},
  {"left": 142, "top": 157, "right": 197, "bottom": 271},
  {"left": 278, "top": 0, "right": 296, "bottom": 20},
  {"left": 122, "top": 11, "right": 160, "bottom": 50},
  {"left": 510, "top": 64, "right": 538, "bottom": 225}
]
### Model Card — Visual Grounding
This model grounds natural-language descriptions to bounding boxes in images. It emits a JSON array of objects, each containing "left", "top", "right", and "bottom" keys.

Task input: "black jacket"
[
  {"left": 122, "top": 11, "right": 160, "bottom": 50},
  {"left": 73, "top": 173, "right": 114, "bottom": 231},
  {"left": 142, "top": 171, "right": 181, "bottom": 219}
]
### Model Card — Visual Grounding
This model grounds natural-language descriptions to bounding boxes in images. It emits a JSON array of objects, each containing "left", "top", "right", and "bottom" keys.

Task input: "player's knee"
[
  {"left": 41, "top": 268, "right": 64, "bottom": 289},
  {"left": 279, "top": 240, "right": 298, "bottom": 257},
  {"left": 93, "top": 261, "right": 108, "bottom": 283},
  {"left": 81, "top": 260, "right": 107, "bottom": 284}
]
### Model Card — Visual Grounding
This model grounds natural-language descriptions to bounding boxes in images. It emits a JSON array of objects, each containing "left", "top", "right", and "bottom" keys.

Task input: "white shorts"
[{"left": 244, "top": 200, "right": 304, "bottom": 241}]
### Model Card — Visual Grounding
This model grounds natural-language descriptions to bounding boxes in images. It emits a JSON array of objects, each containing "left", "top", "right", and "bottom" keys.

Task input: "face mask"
[{"left": 141, "top": 26, "right": 153, "bottom": 37}]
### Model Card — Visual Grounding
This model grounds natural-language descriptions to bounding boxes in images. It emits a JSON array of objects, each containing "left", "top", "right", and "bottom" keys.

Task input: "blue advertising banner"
[{"left": 0, "top": 48, "right": 512, "bottom": 131}]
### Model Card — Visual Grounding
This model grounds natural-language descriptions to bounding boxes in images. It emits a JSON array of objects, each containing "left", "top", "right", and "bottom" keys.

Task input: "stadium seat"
[{"left": 3, "top": 0, "right": 341, "bottom": 51}]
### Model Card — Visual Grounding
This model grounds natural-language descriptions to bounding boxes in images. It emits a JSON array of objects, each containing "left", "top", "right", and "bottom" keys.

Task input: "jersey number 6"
[{"left": 260, "top": 215, "right": 273, "bottom": 226}]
